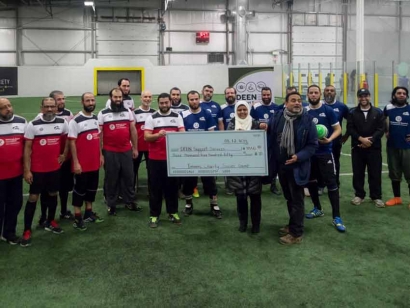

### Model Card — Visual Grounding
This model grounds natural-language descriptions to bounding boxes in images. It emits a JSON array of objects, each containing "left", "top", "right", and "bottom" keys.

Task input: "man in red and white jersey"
[
  {"left": 40, "top": 91, "right": 75, "bottom": 225},
  {"left": 0, "top": 98, "right": 27, "bottom": 245},
  {"left": 69, "top": 93, "right": 104, "bottom": 231},
  {"left": 99, "top": 88, "right": 139, "bottom": 215},
  {"left": 133, "top": 90, "right": 155, "bottom": 193},
  {"left": 21, "top": 97, "right": 69, "bottom": 247},
  {"left": 105, "top": 78, "right": 135, "bottom": 111},
  {"left": 144, "top": 92, "right": 185, "bottom": 228}
]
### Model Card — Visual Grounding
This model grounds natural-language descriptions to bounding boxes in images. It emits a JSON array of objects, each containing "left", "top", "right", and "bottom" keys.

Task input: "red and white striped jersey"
[
  {"left": 134, "top": 107, "right": 156, "bottom": 152},
  {"left": 0, "top": 115, "right": 27, "bottom": 180}
]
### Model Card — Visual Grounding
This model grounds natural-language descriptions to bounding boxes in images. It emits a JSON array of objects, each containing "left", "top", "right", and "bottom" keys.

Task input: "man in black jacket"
[{"left": 347, "top": 88, "right": 385, "bottom": 207}]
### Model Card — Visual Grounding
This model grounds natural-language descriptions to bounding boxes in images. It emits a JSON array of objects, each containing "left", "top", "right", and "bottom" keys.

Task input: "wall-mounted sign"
[{"left": 0, "top": 67, "right": 18, "bottom": 95}]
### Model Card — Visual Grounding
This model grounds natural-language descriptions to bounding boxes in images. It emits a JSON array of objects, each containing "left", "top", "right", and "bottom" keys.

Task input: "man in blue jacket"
[{"left": 268, "top": 92, "right": 318, "bottom": 245}]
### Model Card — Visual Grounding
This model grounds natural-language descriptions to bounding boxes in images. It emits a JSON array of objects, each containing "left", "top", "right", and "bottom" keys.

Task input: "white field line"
[{"left": 341, "top": 152, "right": 388, "bottom": 167}]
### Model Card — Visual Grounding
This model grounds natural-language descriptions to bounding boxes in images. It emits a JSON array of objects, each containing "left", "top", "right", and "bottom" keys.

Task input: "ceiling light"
[{"left": 84, "top": 1, "right": 94, "bottom": 6}]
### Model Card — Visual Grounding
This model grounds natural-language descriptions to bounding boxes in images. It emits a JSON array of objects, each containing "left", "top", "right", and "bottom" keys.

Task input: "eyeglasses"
[{"left": 42, "top": 105, "right": 57, "bottom": 109}]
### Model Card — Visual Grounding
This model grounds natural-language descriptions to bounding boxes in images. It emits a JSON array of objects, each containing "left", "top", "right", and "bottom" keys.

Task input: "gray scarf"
[{"left": 280, "top": 108, "right": 303, "bottom": 156}]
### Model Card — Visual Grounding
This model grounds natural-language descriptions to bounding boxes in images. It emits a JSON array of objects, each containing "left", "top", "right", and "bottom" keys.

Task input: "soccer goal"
[{"left": 93, "top": 67, "right": 145, "bottom": 95}]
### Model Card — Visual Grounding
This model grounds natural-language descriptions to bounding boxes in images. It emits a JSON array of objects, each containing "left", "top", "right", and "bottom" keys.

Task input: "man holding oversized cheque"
[
  {"left": 180, "top": 90, "right": 222, "bottom": 219},
  {"left": 268, "top": 92, "right": 318, "bottom": 245},
  {"left": 144, "top": 93, "right": 185, "bottom": 228}
]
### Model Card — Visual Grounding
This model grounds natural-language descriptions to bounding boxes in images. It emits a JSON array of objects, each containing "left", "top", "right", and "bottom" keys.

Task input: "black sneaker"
[
  {"left": 37, "top": 216, "right": 47, "bottom": 230},
  {"left": 60, "top": 211, "right": 74, "bottom": 220},
  {"left": 183, "top": 205, "right": 193, "bottom": 216},
  {"left": 270, "top": 183, "right": 281, "bottom": 195},
  {"left": 44, "top": 220, "right": 64, "bottom": 234},
  {"left": 108, "top": 207, "right": 117, "bottom": 216},
  {"left": 168, "top": 213, "right": 182, "bottom": 225},
  {"left": 84, "top": 212, "right": 104, "bottom": 223},
  {"left": 1, "top": 235, "right": 20, "bottom": 245},
  {"left": 73, "top": 219, "right": 87, "bottom": 231},
  {"left": 20, "top": 230, "right": 32, "bottom": 247},
  {"left": 211, "top": 206, "right": 222, "bottom": 219},
  {"left": 125, "top": 202, "right": 142, "bottom": 212}
]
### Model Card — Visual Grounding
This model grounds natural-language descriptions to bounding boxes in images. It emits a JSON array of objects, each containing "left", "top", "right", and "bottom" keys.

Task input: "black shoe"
[
  {"left": 238, "top": 222, "right": 247, "bottom": 232},
  {"left": 73, "top": 219, "right": 87, "bottom": 231},
  {"left": 211, "top": 206, "right": 222, "bottom": 219},
  {"left": 84, "top": 212, "right": 104, "bottom": 223},
  {"left": 1, "top": 235, "right": 20, "bottom": 245},
  {"left": 109, "top": 207, "right": 117, "bottom": 216},
  {"left": 44, "top": 220, "right": 64, "bottom": 234},
  {"left": 60, "top": 211, "right": 74, "bottom": 220},
  {"left": 270, "top": 183, "right": 281, "bottom": 195},
  {"left": 20, "top": 230, "right": 32, "bottom": 247},
  {"left": 251, "top": 225, "right": 260, "bottom": 234},
  {"left": 183, "top": 205, "right": 193, "bottom": 216},
  {"left": 125, "top": 202, "right": 142, "bottom": 212}
]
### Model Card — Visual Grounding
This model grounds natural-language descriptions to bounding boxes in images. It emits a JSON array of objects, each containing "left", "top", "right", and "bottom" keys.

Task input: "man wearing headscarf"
[{"left": 268, "top": 92, "right": 318, "bottom": 245}]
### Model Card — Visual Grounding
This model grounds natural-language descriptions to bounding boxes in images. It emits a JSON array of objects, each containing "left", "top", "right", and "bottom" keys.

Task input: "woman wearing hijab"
[{"left": 227, "top": 101, "right": 267, "bottom": 233}]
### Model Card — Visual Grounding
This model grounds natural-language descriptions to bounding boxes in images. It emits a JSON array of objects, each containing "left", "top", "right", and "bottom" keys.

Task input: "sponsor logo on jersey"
[
  {"left": 86, "top": 134, "right": 93, "bottom": 141},
  {"left": 199, "top": 117, "right": 205, "bottom": 121},
  {"left": 396, "top": 116, "right": 402, "bottom": 122},
  {"left": 211, "top": 105, "right": 217, "bottom": 108},
  {"left": 170, "top": 119, "right": 176, "bottom": 124},
  {"left": 319, "top": 113, "right": 326, "bottom": 117},
  {"left": 141, "top": 125, "right": 145, "bottom": 130},
  {"left": 313, "top": 118, "right": 319, "bottom": 124},
  {"left": 334, "top": 108, "right": 340, "bottom": 112},
  {"left": 230, "top": 113, "right": 234, "bottom": 118},
  {"left": 40, "top": 139, "right": 47, "bottom": 146},
  {"left": 109, "top": 124, "right": 115, "bottom": 130},
  {"left": 403, "top": 112, "right": 409, "bottom": 116},
  {"left": 193, "top": 122, "right": 199, "bottom": 129},
  {"left": 264, "top": 114, "right": 269, "bottom": 119},
  {"left": 0, "top": 139, "right": 4, "bottom": 146}
]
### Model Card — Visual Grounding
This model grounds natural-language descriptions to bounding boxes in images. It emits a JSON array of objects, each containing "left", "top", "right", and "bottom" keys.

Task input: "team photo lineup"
[{"left": 1, "top": 77, "right": 410, "bottom": 247}]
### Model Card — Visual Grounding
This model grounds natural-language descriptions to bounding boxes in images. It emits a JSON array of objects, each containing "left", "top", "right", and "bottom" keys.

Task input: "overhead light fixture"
[{"left": 84, "top": 1, "right": 94, "bottom": 6}]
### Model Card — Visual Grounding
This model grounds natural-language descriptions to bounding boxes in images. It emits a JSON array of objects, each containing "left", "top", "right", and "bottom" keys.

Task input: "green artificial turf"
[{"left": 1, "top": 95, "right": 410, "bottom": 307}]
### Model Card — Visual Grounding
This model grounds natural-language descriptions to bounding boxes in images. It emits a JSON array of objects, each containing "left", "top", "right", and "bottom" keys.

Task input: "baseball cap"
[{"left": 357, "top": 88, "right": 370, "bottom": 96}]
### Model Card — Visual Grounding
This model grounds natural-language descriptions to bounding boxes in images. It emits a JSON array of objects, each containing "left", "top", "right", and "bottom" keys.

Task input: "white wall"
[{"left": 14, "top": 59, "right": 284, "bottom": 98}]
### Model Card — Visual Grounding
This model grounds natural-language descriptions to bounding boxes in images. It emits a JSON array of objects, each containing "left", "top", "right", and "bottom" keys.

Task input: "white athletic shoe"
[{"left": 351, "top": 196, "right": 364, "bottom": 206}]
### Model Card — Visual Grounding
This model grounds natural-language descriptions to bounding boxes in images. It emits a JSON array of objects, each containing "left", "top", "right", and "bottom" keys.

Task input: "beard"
[
  {"left": 394, "top": 98, "right": 407, "bottom": 106},
  {"left": 203, "top": 94, "right": 212, "bottom": 102},
  {"left": 262, "top": 98, "right": 271, "bottom": 105},
  {"left": 43, "top": 113, "right": 56, "bottom": 121},
  {"left": 190, "top": 104, "right": 199, "bottom": 111},
  {"left": 0, "top": 112, "right": 13, "bottom": 121},
  {"left": 172, "top": 98, "right": 181, "bottom": 106},
  {"left": 84, "top": 105, "right": 95, "bottom": 113},
  {"left": 309, "top": 98, "right": 321, "bottom": 106},
  {"left": 57, "top": 105, "right": 65, "bottom": 112},
  {"left": 159, "top": 106, "right": 170, "bottom": 113},
  {"left": 111, "top": 101, "right": 124, "bottom": 112},
  {"left": 226, "top": 96, "right": 235, "bottom": 105},
  {"left": 324, "top": 95, "right": 334, "bottom": 103}
]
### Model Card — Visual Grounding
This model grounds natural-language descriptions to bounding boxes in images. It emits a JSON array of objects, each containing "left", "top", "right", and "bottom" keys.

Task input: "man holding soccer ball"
[{"left": 305, "top": 85, "right": 346, "bottom": 232}]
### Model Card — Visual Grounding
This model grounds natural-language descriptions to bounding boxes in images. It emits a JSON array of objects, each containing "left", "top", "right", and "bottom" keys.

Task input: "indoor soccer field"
[{"left": 1, "top": 95, "right": 410, "bottom": 308}]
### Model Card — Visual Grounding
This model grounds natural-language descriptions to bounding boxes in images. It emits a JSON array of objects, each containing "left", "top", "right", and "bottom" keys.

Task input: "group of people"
[{"left": 1, "top": 77, "right": 409, "bottom": 247}]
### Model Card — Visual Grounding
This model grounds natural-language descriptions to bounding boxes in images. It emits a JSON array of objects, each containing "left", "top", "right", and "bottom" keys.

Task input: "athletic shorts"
[
  {"left": 309, "top": 153, "right": 337, "bottom": 189},
  {"left": 60, "top": 160, "right": 74, "bottom": 191},
  {"left": 72, "top": 170, "right": 100, "bottom": 206},
  {"left": 387, "top": 147, "right": 410, "bottom": 183},
  {"left": 29, "top": 170, "right": 60, "bottom": 195}
]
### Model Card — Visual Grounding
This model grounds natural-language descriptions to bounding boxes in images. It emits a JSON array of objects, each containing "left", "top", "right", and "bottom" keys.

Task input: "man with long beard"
[
  {"left": 181, "top": 90, "right": 221, "bottom": 219},
  {"left": 304, "top": 85, "right": 346, "bottom": 233},
  {"left": 0, "top": 98, "right": 27, "bottom": 245},
  {"left": 384, "top": 87, "right": 410, "bottom": 207},
  {"left": 69, "top": 93, "right": 104, "bottom": 231},
  {"left": 144, "top": 93, "right": 185, "bottom": 228},
  {"left": 321, "top": 85, "right": 349, "bottom": 191},
  {"left": 98, "top": 88, "right": 139, "bottom": 215},
  {"left": 21, "top": 97, "right": 69, "bottom": 247}
]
